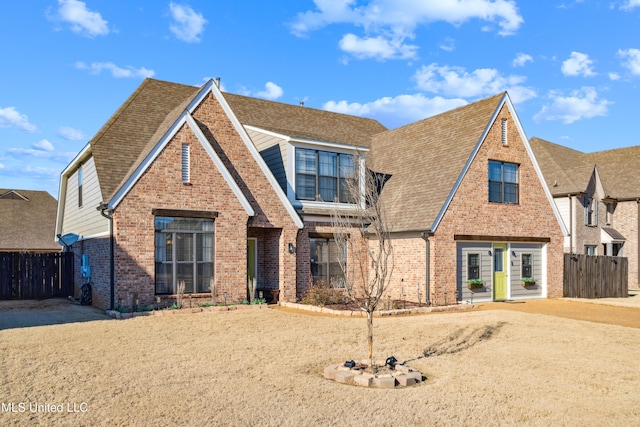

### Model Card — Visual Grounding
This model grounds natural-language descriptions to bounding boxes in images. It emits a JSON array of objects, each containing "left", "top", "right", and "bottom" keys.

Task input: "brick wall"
[
  {"left": 76, "top": 236, "right": 111, "bottom": 310},
  {"left": 615, "top": 201, "right": 639, "bottom": 289},
  {"left": 108, "top": 90, "right": 300, "bottom": 310},
  {"left": 429, "top": 105, "right": 565, "bottom": 304}
]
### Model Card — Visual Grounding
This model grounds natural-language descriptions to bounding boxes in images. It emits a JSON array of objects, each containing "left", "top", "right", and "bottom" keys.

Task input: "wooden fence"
[
  {"left": 563, "top": 253, "right": 628, "bottom": 298},
  {"left": 0, "top": 252, "right": 74, "bottom": 300}
]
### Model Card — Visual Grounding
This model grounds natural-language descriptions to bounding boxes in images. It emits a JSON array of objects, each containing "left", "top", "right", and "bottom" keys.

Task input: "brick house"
[
  {"left": 531, "top": 137, "right": 640, "bottom": 290},
  {"left": 56, "top": 79, "right": 565, "bottom": 310}
]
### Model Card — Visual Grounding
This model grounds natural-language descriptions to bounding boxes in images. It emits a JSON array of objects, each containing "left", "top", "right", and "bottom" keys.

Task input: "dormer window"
[{"left": 295, "top": 148, "right": 356, "bottom": 203}]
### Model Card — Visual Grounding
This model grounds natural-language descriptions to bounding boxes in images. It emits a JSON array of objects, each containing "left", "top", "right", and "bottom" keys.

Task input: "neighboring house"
[
  {"left": 56, "top": 78, "right": 566, "bottom": 310},
  {"left": 531, "top": 137, "right": 640, "bottom": 289},
  {"left": 0, "top": 189, "right": 60, "bottom": 253}
]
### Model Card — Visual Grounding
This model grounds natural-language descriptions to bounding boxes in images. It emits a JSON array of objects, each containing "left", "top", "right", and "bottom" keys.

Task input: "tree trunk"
[{"left": 367, "top": 310, "right": 374, "bottom": 363}]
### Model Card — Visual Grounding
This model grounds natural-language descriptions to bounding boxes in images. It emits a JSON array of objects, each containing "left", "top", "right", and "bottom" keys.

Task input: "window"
[
  {"left": 310, "top": 238, "right": 346, "bottom": 287},
  {"left": 155, "top": 216, "right": 214, "bottom": 294},
  {"left": 467, "top": 254, "right": 480, "bottom": 281},
  {"left": 583, "top": 196, "right": 598, "bottom": 226},
  {"left": 605, "top": 203, "right": 614, "bottom": 225},
  {"left": 181, "top": 144, "right": 190, "bottom": 183},
  {"left": 77, "top": 165, "right": 83, "bottom": 208},
  {"left": 585, "top": 245, "right": 597, "bottom": 256},
  {"left": 522, "top": 254, "right": 533, "bottom": 279},
  {"left": 489, "top": 160, "right": 519, "bottom": 204},
  {"left": 295, "top": 148, "right": 356, "bottom": 203}
]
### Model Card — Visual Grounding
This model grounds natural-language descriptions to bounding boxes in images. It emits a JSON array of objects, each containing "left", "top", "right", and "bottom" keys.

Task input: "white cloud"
[
  {"left": 609, "top": 72, "right": 620, "bottom": 81},
  {"left": 413, "top": 63, "right": 536, "bottom": 103},
  {"left": 621, "top": 0, "right": 640, "bottom": 10},
  {"left": 561, "top": 51, "right": 596, "bottom": 77},
  {"left": 439, "top": 37, "right": 455, "bottom": 52},
  {"left": 255, "top": 82, "right": 284, "bottom": 100},
  {"left": 58, "top": 126, "right": 86, "bottom": 141},
  {"left": 618, "top": 48, "right": 640, "bottom": 75},
  {"left": 0, "top": 107, "right": 37, "bottom": 132},
  {"left": 33, "top": 139, "right": 54, "bottom": 152},
  {"left": 75, "top": 61, "right": 155, "bottom": 79},
  {"left": 533, "top": 87, "right": 612, "bottom": 124},
  {"left": 290, "top": 0, "right": 523, "bottom": 60},
  {"left": 169, "top": 3, "right": 207, "bottom": 43},
  {"left": 512, "top": 53, "right": 533, "bottom": 67},
  {"left": 53, "top": 0, "right": 109, "bottom": 37},
  {"left": 323, "top": 93, "right": 468, "bottom": 127},
  {"left": 338, "top": 33, "right": 418, "bottom": 60}
]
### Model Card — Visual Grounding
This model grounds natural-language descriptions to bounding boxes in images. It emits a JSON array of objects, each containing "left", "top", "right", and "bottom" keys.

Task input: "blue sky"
[{"left": 1, "top": 0, "right": 640, "bottom": 198}]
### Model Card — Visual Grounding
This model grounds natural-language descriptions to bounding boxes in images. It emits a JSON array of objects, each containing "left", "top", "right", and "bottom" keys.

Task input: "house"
[
  {"left": 370, "top": 94, "right": 566, "bottom": 304},
  {"left": 530, "top": 137, "right": 640, "bottom": 290},
  {"left": 55, "top": 78, "right": 566, "bottom": 310},
  {"left": 1, "top": 189, "right": 60, "bottom": 252}
]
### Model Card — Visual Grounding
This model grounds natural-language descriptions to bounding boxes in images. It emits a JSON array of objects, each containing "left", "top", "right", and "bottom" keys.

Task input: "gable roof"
[
  {"left": 223, "top": 93, "right": 387, "bottom": 147},
  {"left": 529, "top": 137, "right": 594, "bottom": 195},
  {"left": 369, "top": 93, "right": 505, "bottom": 233},
  {"left": 530, "top": 137, "right": 640, "bottom": 200},
  {"left": 0, "top": 189, "right": 60, "bottom": 252},
  {"left": 90, "top": 79, "right": 201, "bottom": 202}
]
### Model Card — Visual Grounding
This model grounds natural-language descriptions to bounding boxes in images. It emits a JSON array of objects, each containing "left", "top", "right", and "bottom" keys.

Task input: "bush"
[{"left": 301, "top": 279, "right": 345, "bottom": 306}]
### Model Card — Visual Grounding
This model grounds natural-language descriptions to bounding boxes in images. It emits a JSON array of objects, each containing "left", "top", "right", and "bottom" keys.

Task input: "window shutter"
[
  {"left": 181, "top": 144, "right": 190, "bottom": 183},
  {"left": 584, "top": 196, "right": 589, "bottom": 225}
]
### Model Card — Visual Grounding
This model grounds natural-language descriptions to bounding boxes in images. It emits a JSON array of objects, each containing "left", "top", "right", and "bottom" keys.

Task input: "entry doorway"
[
  {"left": 493, "top": 243, "right": 508, "bottom": 301},
  {"left": 247, "top": 238, "right": 257, "bottom": 293}
]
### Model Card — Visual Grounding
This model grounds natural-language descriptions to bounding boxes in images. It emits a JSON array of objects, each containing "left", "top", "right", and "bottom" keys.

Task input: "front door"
[{"left": 493, "top": 243, "right": 508, "bottom": 301}]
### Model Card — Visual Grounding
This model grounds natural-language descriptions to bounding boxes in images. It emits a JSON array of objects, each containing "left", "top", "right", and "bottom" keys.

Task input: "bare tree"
[{"left": 331, "top": 162, "right": 394, "bottom": 364}]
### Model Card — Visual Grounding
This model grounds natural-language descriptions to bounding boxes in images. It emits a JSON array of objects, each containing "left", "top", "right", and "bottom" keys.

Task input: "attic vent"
[
  {"left": 501, "top": 119, "right": 508, "bottom": 145},
  {"left": 181, "top": 144, "right": 190, "bottom": 183}
]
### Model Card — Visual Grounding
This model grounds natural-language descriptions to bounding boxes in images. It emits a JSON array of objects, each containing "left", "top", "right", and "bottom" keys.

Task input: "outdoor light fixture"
[{"left": 288, "top": 243, "right": 295, "bottom": 254}]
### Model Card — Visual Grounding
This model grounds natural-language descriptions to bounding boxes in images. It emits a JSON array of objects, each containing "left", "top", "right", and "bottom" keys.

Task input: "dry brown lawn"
[{"left": 1, "top": 300, "right": 639, "bottom": 426}]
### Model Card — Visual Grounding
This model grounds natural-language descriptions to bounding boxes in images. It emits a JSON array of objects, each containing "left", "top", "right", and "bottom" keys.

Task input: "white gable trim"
[
  {"left": 431, "top": 93, "right": 568, "bottom": 236},
  {"left": 185, "top": 113, "right": 255, "bottom": 215},
  {"left": 203, "top": 82, "right": 304, "bottom": 229},
  {"left": 244, "top": 125, "right": 370, "bottom": 152},
  {"left": 108, "top": 110, "right": 254, "bottom": 217}
]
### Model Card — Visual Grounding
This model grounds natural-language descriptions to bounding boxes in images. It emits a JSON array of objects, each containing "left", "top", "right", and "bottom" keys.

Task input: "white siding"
[
  {"left": 509, "top": 243, "right": 544, "bottom": 299},
  {"left": 61, "top": 156, "right": 109, "bottom": 239},
  {"left": 457, "top": 242, "right": 492, "bottom": 302},
  {"left": 554, "top": 196, "right": 571, "bottom": 249}
]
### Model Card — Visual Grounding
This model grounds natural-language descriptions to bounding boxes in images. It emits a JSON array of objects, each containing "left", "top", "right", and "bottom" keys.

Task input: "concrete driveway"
[{"left": 0, "top": 298, "right": 109, "bottom": 330}]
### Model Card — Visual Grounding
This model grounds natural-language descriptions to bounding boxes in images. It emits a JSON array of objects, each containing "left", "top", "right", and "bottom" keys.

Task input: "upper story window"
[
  {"left": 584, "top": 196, "right": 598, "bottom": 226},
  {"left": 77, "top": 165, "right": 83, "bottom": 208},
  {"left": 295, "top": 148, "right": 356, "bottom": 203},
  {"left": 488, "top": 160, "right": 519, "bottom": 204}
]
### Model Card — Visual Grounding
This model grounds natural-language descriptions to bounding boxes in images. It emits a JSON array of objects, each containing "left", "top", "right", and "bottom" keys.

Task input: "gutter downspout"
[
  {"left": 420, "top": 231, "right": 432, "bottom": 306},
  {"left": 98, "top": 203, "right": 115, "bottom": 310},
  {"left": 568, "top": 194, "right": 573, "bottom": 254}
]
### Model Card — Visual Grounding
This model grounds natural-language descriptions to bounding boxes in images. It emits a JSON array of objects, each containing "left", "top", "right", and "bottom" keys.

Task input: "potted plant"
[
  {"left": 522, "top": 277, "right": 536, "bottom": 287},
  {"left": 468, "top": 279, "right": 484, "bottom": 290}
]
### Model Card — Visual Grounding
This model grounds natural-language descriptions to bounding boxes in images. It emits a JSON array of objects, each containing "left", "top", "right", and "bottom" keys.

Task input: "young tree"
[{"left": 331, "top": 163, "right": 394, "bottom": 364}]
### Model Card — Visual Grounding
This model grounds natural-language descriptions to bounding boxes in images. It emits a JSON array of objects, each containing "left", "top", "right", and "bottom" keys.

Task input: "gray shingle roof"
[
  {"left": 0, "top": 189, "right": 60, "bottom": 251},
  {"left": 224, "top": 92, "right": 387, "bottom": 147},
  {"left": 89, "top": 79, "right": 387, "bottom": 203},
  {"left": 370, "top": 93, "right": 505, "bottom": 233},
  {"left": 530, "top": 137, "right": 640, "bottom": 200}
]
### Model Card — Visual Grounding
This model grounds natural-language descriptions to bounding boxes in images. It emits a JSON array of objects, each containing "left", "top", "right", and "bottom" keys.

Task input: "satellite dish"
[{"left": 57, "top": 233, "right": 79, "bottom": 248}]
